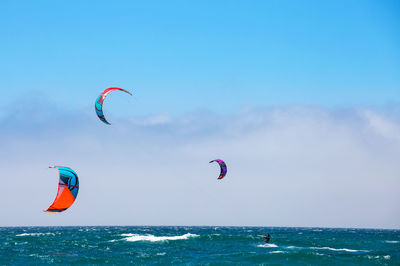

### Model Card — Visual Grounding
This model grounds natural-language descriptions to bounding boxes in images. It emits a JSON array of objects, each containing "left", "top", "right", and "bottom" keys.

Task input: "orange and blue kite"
[{"left": 46, "top": 166, "right": 79, "bottom": 213}]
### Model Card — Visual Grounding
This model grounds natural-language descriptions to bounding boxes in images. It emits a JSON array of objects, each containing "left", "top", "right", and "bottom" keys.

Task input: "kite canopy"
[
  {"left": 46, "top": 166, "right": 79, "bottom": 213},
  {"left": 209, "top": 159, "right": 227, "bottom": 180},
  {"left": 95, "top": 87, "right": 132, "bottom": 125}
]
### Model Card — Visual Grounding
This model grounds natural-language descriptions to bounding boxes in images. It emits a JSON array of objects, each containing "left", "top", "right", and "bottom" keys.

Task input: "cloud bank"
[{"left": 0, "top": 101, "right": 399, "bottom": 228}]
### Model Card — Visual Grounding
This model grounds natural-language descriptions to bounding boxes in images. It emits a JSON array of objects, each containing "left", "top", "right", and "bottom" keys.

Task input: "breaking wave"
[
  {"left": 16, "top": 233, "right": 55, "bottom": 237},
  {"left": 257, "top": 243, "right": 278, "bottom": 248},
  {"left": 312, "top": 247, "right": 368, "bottom": 253},
  {"left": 282, "top": 245, "right": 368, "bottom": 253},
  {"left": 121, "top": 233, "right": 199, "bottom": 242},
  {"left": 367, "top": 255, "right": 391, "bottom": 260}
]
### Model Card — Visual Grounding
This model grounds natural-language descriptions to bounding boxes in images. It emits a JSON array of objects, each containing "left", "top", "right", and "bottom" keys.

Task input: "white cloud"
[{"left": 0, "top": 105, "right": 399, "bottom": 228}]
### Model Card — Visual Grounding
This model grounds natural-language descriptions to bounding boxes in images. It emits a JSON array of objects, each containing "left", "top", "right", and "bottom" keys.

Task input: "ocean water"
[{"left": 1, "top": 226, "right": 399, "bottom": 265}]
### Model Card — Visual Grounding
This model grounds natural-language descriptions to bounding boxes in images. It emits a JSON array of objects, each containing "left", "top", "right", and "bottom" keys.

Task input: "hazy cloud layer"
[{"left": 1, "top": 103, "right": 399, "bottom": 228}]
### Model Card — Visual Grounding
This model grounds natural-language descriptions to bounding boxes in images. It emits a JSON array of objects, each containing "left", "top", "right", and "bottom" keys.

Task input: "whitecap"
[
  {"left": 29, "top": 254, "right": 50, "bottom": 258},
  {"left": 270, "top": 251, "right": 285, "bottom": 254},
  {"left": 137, "top": 252, "right": 150, "bottom": 258},
  {"left": 16, "top": 233, "right": 55, "bottom": 237},
  {"left": 367, "top": 255, "right": 390, "bottom": 260},
  {"left": 123, "top": 233, "right": 199, "bottom": 242},
  {"left": 156, "top": 252, "right": 166, "bottom": 256},
  {"left": 312, "top": 247, "right": 368, "bottom": 253},
  {"left": 385, "top": 240, "right": 399, "bottom": 243},
  {"left": 257, "top": 243, "right": 278, "bottom": 248}
]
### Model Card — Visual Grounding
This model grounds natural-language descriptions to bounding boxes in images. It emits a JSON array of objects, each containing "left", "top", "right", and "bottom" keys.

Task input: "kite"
[
  {"left": 95, "top": 87, "right": 132, "bottom": 125},
  {"left": 45, "top": 166, "right": 79, "bottom": 213},
  {"left": 209, "top": 159, "right": 227, "bottom": 180}
]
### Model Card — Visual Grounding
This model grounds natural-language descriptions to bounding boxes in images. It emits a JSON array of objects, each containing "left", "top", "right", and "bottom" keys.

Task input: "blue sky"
[
  {"left": 0, "top": 0, "right": 399, "bottom": 115},
  {"left": 0, "top": 1, "right": 399, "bottom": 228}
]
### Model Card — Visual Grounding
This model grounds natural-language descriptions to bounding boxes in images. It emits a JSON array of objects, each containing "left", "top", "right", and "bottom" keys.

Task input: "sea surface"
[{"left": 1, "top": 226, "right": 399, "bottom": 265}]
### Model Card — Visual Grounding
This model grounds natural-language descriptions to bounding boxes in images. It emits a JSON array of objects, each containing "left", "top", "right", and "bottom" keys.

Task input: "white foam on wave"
[
  {"left": 16, "top": 233, "right": 55, "bottom": 237},
  {"left": 121, "top": 233, "right": 199, "bottom": 242},
  {"left": 312, "top": 247, "right": 368, "bottom": 253},
  {"left": 270, "top": 251, "right": 285, "bottom": 254},
  {"left": 257, "top": 243, "right": 278, "bottom": 248},
  {"left": 285, "top": 245, "right": 367, "bottom": 253},
  {"left": 385, "top": 240, "right": 399, "bottom": 243},
  {"left": 367, "top": 255, "right": 391, "bottom": 260}
]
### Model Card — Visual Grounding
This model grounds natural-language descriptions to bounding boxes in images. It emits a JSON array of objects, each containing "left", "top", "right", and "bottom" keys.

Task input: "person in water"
[{"left": 261, "top": 234, "right": 271, "bottom": 243}]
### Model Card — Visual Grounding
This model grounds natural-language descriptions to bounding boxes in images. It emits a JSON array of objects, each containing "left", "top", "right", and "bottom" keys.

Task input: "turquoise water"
[{"left": 1, "top": 226, "right": 399, "bottom": 265}]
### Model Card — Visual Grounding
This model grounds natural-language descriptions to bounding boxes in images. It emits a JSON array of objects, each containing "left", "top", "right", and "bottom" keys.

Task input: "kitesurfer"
[{"left": 261, "top": 234, "right": 270, "bottom": 243}]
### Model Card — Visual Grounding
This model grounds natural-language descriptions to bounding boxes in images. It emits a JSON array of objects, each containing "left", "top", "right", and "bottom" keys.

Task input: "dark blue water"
[{"left": 1, "top": 226, "right": 399, "bottom": 265}]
